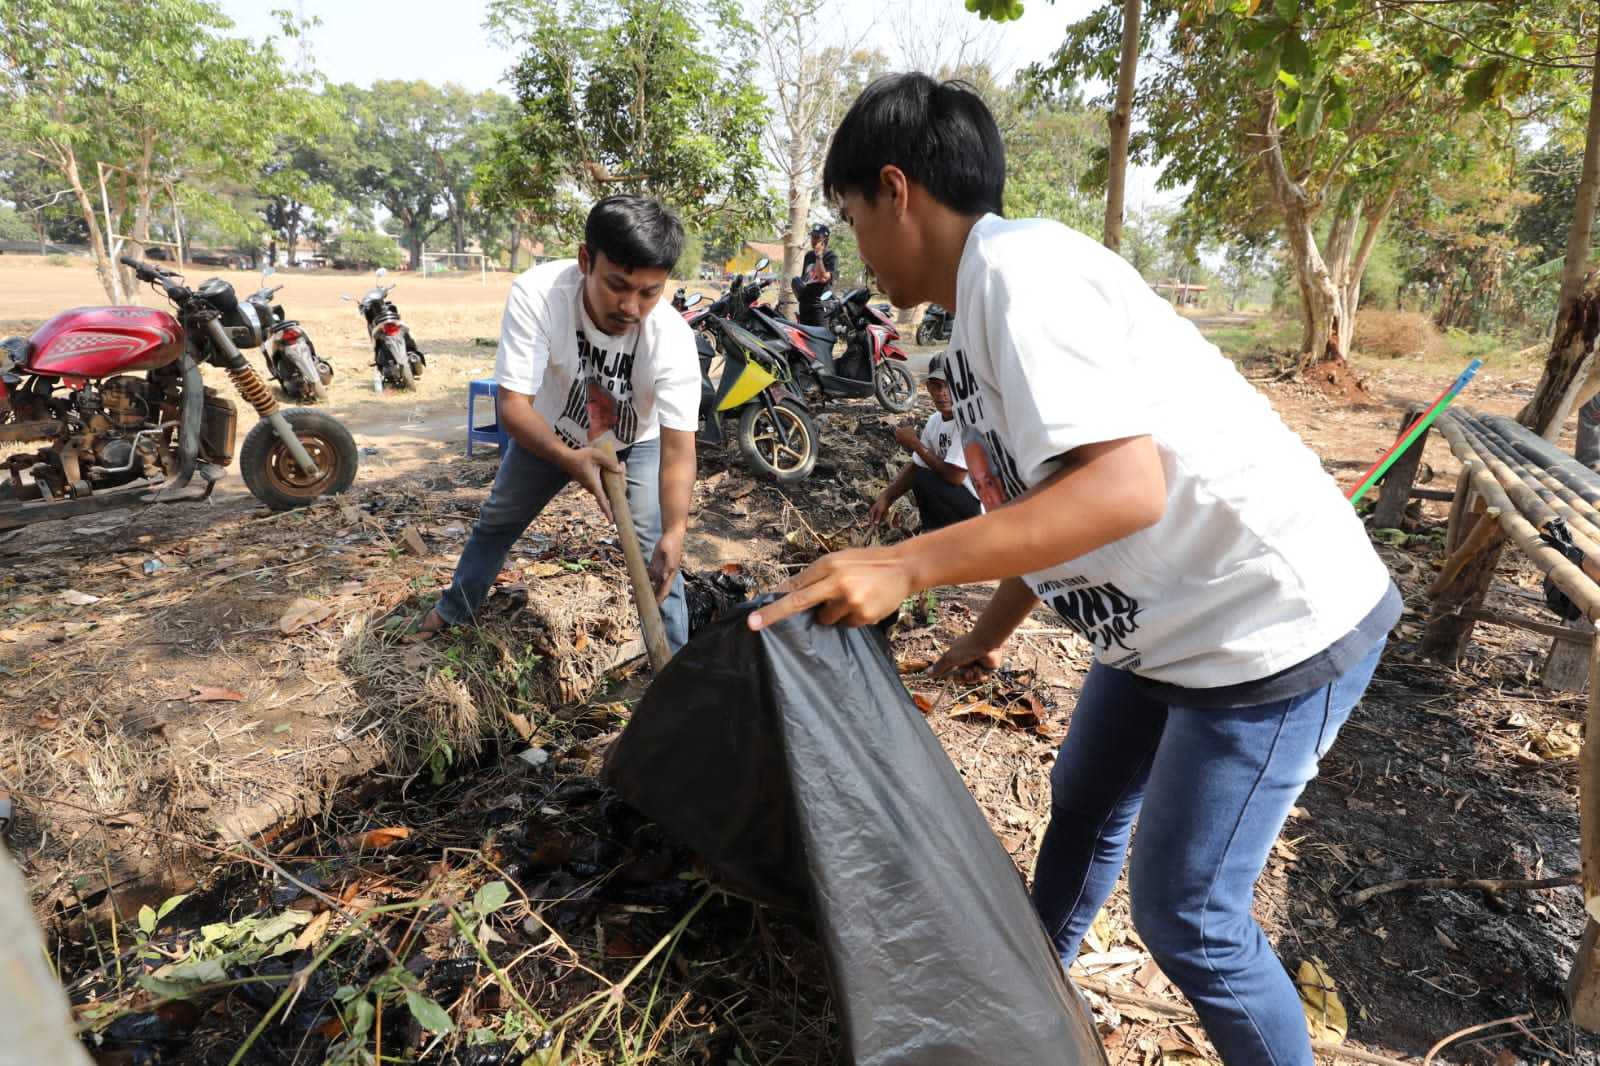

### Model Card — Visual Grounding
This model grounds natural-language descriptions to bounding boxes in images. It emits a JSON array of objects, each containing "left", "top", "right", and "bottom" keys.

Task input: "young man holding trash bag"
[
  {"left": 750, "top": 74, "right": 1400, "bottom": 1066},
  {"left": 411, "top": 196, "right": 698, "bottom": 651}
]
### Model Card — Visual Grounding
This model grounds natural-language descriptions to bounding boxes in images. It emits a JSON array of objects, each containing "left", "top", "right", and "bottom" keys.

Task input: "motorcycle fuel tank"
[{"left": 26, "top": 306, "right": 184, "bottom": 377}]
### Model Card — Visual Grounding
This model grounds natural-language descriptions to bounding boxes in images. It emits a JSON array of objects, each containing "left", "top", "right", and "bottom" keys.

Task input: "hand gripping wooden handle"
[{"left": 597, "top": 438, "right": 673, "bottom": 672}]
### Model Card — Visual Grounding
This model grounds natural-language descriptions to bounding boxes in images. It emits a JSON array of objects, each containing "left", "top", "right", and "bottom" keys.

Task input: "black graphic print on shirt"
[
  {"left": 555, "top": 328, "right": 640, "bottom": 447},
  {"left": 1037, "top": 577, "right": 1143, "bottom": 666}
]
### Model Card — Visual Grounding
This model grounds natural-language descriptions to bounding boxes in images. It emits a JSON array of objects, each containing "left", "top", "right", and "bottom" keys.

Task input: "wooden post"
[
  {"left": 0, "top": 846, "right": 94, "bottom": 1065},
  {"left": 1567, "top": 638, "right": 1600, "bottom": 1029},
  {"left": 1544, "top": 620, "right": 1594, "bottom": 693},
  {"left": 1373, "top": 406, "right": 1428, "bottom": 529},
  {"left": 1422, "top": 495, "right": 1508, "bottom": 662}
]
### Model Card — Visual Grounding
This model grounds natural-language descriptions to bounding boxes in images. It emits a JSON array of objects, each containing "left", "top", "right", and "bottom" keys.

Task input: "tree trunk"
[
  {"left": 1102, "top": 0, "right": 1142, "bottom": 253},
  {"left": 408, "top": 230, "right": 423, "bottom": 271},
  {"left": 1518, "top": 35, "right": 1600, "bottom": 439},
  {"left": 509, "top": 222, "right": 522, "bottom": 272},
  {"left": 1559, "top": 37, "right": 1600, "bottom": 320},
  {"left": 778, "top": 133, "right": 811, "bottom": 318},
  {"left": 0, "top": 846, "right": 94, "bottom": 1065},
  {"left": 59, "top": 144, "right": 123, "bottom": 304}
]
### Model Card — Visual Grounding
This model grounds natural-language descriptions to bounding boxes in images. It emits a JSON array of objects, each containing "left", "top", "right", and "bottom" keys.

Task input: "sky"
[{"left": 217, "top": 0, "right": 1166, "bottom": 209}]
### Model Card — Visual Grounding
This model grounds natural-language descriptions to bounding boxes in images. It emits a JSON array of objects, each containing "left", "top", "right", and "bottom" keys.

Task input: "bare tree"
[
  {"left": 889, "top": 2, "right": 1006, "bottom": 83},
  {"left": 756, "top": 0, "right": 878, "bottom": 313}
]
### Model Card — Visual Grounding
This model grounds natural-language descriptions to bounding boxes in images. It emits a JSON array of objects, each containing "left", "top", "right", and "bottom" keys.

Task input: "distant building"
[
  {"left": 1152, "top": 280, "right": 1208, "bottom": 307},
  {"left": 724, "top": 241, "right": 785, "bottom": 276}
]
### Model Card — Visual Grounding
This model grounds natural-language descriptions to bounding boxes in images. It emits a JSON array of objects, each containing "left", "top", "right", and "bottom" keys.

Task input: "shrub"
[
  {"left": 1355, "top": 309, "right": 1446, "bottom": 359},
  {"left": 46, "top": 253, "right": 72, "bottom": 267}
]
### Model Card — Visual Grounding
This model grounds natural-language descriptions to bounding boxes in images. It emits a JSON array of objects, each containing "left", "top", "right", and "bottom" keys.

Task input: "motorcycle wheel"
[
  {"left": 916, "top": 319, "right": 937, "bottom": 346},
  {"left": 873, "top": 361, "right": 916, "bottom": 413},
  {"left": 240, "top": 408, "right": 359, "bottom": 511},
  {"left": 737, "top": 399, "right": 818, "bottom": 483},
  {"left": 391, "top": 338, "right": 414, "bottom": 390}
]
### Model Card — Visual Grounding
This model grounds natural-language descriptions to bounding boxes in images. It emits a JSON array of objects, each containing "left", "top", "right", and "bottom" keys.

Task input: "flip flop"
[{"left": 403, "top": 608, "right": 452, "bottom": 644}]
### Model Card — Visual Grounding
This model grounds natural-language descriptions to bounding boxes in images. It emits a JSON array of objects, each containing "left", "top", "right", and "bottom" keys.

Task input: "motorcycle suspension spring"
[{"left": 227, "top": 364, "right": 279, "bottom": 418}]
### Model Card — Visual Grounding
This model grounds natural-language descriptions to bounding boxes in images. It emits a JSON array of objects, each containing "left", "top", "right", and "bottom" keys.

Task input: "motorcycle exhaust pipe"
[{"left": 202, "top": 318, "right": 322, "bottom": 478}]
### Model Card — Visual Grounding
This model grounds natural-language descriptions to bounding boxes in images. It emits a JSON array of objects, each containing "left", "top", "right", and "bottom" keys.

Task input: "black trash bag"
[
  {"left": 682, "top": 568, "right": 752, "bottom": 636},
  {"left": 602, "top": 599, "right": 1107, "bottom": 1065}
]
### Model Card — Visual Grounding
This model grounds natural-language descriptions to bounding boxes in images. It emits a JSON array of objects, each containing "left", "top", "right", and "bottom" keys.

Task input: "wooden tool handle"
[{"left": 597, "top": 439, "right": 673, "bottom": 673}]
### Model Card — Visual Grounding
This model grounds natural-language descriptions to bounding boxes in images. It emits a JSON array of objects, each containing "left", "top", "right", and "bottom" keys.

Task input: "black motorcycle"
[
  {"left": 742, "top": 285, "right": 916, "bottom": 413},
  {"left": 252, "top": 267, "right": 331, "bottom": 403},
  {"left": 344, "top": 268, "right": 425, "bottom": 389},
  {"left": 916, "top": 303, "right": 954, "bottom": 346}
]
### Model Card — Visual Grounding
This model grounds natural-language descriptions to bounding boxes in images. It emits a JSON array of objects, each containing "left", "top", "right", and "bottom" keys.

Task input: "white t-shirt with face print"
[
  {"left": 911, "top": 411, "right": 978, "bottom": 501},
  {"left": 495, "top": 260, "right": 701, "bottom": 448},
  {"left": 947, "top": 214, "right": 1391, "bottom": 688}
]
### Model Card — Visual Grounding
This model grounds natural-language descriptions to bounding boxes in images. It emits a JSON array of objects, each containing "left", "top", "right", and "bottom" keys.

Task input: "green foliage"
[
  {"left": 485, "top": 0, "right": 772, "bottom": 237},
  {"left": 0, "top": 205, "right": 34, "bottom": 242},
  {"left": 0, "top": 0, "right": 319, "bottom": 298},
  {"left": 1001, "top": 80, "right": 1103, "bottom": 232},
  {"left": 330, "top": 229, "right": 403, "bottom": 271},
  {"left": 1516, "top": 140, "right": 1591, "bottom": 267},
  {"left": 340, "top": 81, "right": 508, "bottom": 268},
  {"left": 675, "top": 230, "right": 704, "bottom": 281}
]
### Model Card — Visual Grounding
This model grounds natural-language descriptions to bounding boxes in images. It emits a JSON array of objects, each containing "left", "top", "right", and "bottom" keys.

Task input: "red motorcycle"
[{"left": 0, "top": 256, "right": 358, "bottom": 529}]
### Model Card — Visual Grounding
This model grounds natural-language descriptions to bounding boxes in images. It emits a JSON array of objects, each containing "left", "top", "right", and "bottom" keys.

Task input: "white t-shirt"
[
  {"left": 495, "top": 260, "right": 700, "bottom": 448},
  {"left": 947, "top": 214, "right": 1391, "bottom": 688},
  {"left": 911, "top": 411, "right": 979, "bottom": 500}
]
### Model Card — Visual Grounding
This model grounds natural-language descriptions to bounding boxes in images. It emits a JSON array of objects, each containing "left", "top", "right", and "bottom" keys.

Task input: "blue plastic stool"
[{"left": 466, "top": 379, "right": 509, "bottom": 457}]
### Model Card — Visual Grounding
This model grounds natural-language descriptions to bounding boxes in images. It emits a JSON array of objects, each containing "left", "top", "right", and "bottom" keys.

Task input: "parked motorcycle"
[
  {"left": 0, "top": 255, "right": 359, "bottom": 527},
  {"left": 745, "top": 283, "right": 915, "bottom": 413},
  {"left": 688, "top": 272, "right": 818, "bottom": 482},
  {"left": 916, "top": 303, "right": 954, "bottom": 346},
  {"left": 253, "top": 267, "right": 332, "bottom": 403},
  {"left": 345, "top": 268, "right": 425, "bottom": 389}
]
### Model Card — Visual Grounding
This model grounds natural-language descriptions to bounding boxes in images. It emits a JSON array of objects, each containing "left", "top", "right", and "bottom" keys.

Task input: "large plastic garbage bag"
[{"left": 603, "top": 599, "right": 1108, "bottom": 1065}]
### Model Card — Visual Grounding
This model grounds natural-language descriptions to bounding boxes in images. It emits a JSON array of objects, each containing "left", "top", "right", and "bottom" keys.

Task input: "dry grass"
[{"left": 1354, "top": 309, "right": 1448, "bottom": 360}]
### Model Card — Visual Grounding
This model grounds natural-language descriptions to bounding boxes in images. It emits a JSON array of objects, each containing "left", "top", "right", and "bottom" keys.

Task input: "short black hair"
[
  {"left": 584, "top": 195, "right": 685, "bottom": 272},
  {"left": 823, "top": 74, "right": 1004, "bottom": 217}
]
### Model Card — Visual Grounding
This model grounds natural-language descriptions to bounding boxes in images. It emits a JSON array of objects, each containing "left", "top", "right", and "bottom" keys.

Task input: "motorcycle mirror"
[
  {"left": 375, "top": 267, "right": 388, "bottom": 280},
  {"left": 755, "top": 257, "right": 770, "bottom": 271},
  {"left": 684, "top": 293, "right": 704, "bottom": 308},
  {"left": 262, "top": 265, "right": 275, "bottom": 279},
  {"left": 820, "top": 290, "right": 833, "bottom": 301}
]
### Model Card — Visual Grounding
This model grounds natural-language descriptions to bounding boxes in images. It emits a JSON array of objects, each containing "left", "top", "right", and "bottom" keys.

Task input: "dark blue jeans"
[
  {"left": 1033, "top": 642, "right": 1383, "bottom": 1065},
  {"left": 437, "top": 438, "right": 689, "bottom": 651}
]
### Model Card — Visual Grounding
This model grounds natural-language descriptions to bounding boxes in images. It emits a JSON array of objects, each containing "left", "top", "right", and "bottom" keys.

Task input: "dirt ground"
[{"left": 4, "top": 258, "right": 1599, "bottom": 1064}]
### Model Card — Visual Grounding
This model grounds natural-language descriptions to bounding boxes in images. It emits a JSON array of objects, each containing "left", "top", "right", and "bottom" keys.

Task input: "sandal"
[{"left": 403, "top": 607, "right": 453, "bottom": 644}]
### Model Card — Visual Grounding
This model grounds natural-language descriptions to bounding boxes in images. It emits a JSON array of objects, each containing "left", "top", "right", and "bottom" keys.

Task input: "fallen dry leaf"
[
  {"left": 188, "top": 685, "right": 244, "bottom": 703},
  {"left": 278, "top": 598, "right": 334, "bottom": 635},
  {"left": 524, "top": 561, "right": 564, "bottom": 579},
  {"left": 293, "top": 909, "right": 334, "bottom": 952},
  {"left": 400, "top": 525, "right": 427, "bottom": 557},
  {"left": 1296, "top": 957, "right": 1348, "bottom": 1044},
  {"left": 59, "top": 589, "right": 100, "bottom": 606},
  {"left": 911, "top": 692, "right": 936, "bottom": 714},
  {"left": 344, "top": 826, "right": 412, "bottom": 851},
  {"left": 897, "top": 657, "right": 933, "bottom": 675}
]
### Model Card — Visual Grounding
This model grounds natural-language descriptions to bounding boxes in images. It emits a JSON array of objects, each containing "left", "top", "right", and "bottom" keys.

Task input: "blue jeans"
[
  {"left": 1033, "top": 642, "right": 1384, "bottom": 1066},
  {"left": 436, "top": 438, "right": 689, "bottom": 651}
]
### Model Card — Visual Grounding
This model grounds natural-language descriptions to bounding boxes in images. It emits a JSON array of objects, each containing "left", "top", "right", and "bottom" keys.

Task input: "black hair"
[
  {"left": 584, "top": 195, "right": 685, "bottom": 272},
  {"left": 822, "top": 74, "right": 1004, "bottom": 217}
]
